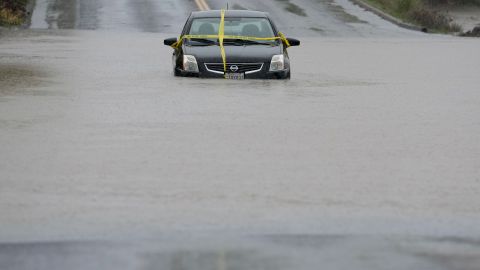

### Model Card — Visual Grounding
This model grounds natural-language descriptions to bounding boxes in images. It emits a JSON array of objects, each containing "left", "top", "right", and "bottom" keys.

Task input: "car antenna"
[{"left": 226, "top": 2, "right": 229, "bottom": 10}]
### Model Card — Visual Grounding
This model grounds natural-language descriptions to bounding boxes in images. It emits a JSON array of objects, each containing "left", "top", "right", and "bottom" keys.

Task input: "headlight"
[
  {"left": 183, "top": 55, "right": 199, "bottom": 72},
  {"left": 269, "top": 54, "right": 285, "bottom": 71}
]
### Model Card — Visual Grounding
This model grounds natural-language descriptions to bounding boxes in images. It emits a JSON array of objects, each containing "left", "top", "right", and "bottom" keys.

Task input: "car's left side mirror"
[
  {"left": 286, "top": 38, "right": 300, "bottom": 46},
  {"left": 164, "top": 37, "right": 178, "bottom": 46}
]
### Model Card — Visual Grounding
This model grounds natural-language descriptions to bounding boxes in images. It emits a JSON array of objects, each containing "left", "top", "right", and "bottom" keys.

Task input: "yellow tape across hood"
[{"left": 170, "top": 9, "right": 291, "bottom": 77}]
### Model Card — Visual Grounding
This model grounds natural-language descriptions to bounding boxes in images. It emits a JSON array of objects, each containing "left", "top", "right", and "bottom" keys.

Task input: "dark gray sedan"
[{"left": 164, "top": 10, "right": 300, "bottom": 79}]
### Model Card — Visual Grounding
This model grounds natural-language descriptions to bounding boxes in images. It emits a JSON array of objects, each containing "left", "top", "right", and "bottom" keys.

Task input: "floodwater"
[
  {"left": 2, "top": 0, "right": 480, "bottom": 268},
  {"left": 1, "top": 28, "right": 480, "bottom": 268}
]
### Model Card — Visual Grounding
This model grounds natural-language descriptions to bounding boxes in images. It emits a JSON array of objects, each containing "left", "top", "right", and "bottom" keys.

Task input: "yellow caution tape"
[
  {"left": 170, "top": 9, "right": 291, "bottom": 77},
  {"left": 172, "top": 34, "right": 288, "bottom": 44},
  {"left": 278, "top": 32, "right": 290, "bottom": 47},
  {"left": 219, "top": 9, "right": 226, "bottom": 75}
]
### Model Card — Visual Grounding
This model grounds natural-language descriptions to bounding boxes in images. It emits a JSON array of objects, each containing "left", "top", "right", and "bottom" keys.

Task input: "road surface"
[
  {"left": 29, "top": 0, "right": 420, "bottom": 36},
  {"left": 1, "top": 0, "right": 480, "bottom": 269}
]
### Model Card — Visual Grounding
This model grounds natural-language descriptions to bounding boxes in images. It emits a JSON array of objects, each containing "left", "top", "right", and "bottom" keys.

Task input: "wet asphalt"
[
  {"left": 2, "top": 0, "right": 480, "bottom": 269},
  {"left": 29, "top": 0, "right": 421, "bottom": 36},
  {"left": 31, "top": 0, "right": 197, "bottom": 33}
]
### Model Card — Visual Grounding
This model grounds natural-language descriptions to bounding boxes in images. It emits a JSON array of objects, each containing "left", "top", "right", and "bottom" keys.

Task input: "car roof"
[{"left": 190, "top": 10, "right": 269, "bottom": 18}]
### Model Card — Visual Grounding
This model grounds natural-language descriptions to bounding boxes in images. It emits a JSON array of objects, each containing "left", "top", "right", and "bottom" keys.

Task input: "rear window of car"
[{"left": 189, "top": 17, "right": 275, "bottom": 38}]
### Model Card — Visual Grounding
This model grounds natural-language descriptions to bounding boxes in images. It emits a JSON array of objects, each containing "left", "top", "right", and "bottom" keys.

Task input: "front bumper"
[{"left": 175, "top": 66, "right": 290, "bottom": 79}]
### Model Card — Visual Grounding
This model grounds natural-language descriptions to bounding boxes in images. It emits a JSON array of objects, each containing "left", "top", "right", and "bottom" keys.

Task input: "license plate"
[{"left": 225, "top": 73, "right": 244, "bottom": 80}]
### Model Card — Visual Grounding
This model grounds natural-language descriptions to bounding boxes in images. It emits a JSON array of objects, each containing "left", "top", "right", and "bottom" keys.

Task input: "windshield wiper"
[
  {"left": 187, "top": 38, "right": 218, "bottom": 46},
  {"left": 223, "top": 38, "right": 273, "bottom": 46}
]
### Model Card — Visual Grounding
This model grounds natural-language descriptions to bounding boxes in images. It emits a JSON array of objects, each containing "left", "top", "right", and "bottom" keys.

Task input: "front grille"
[{"left": 205, "top": 63, "right": 263, "bottom": 74}]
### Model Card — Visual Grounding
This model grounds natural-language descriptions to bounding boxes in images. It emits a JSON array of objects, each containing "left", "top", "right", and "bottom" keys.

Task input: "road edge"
[{"left": 349, "top": 0, "right": 425, "bottom": 32}]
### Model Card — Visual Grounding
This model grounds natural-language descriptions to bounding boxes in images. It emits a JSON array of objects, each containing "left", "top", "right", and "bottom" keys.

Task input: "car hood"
[{"left": 184, "top": 44, "right": 282, "bottom": 63}]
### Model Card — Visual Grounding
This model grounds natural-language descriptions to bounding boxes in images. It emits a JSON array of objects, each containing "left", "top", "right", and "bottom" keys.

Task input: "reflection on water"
[
  {"left": 0, "top": 65, "right": 48, "bottom": 96},
  {"left": 142, "top": 249, "right": 285, "bottom": 270},
  {"left": 174, "top": 76, "right": 375, "bottom": 99},
  {"left": 1, "top": 235, "right": 479, "bottom": 270}
]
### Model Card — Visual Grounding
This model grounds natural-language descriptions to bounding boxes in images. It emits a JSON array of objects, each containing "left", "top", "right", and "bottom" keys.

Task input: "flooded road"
[
  {"left": 31, "top": 0, "right": 197, "bottom": 32},
  {"left": 208, "top": 0, "right": 421, "bottom": 36},
  {"left": 2, "top": 0, "right": 480, "bottom": 269},
  {"left": 1, "top": 28, "right": 480, "bottom": 268},
  {"left": 29, "top": 0, "right": 420, "bottom": 36}
]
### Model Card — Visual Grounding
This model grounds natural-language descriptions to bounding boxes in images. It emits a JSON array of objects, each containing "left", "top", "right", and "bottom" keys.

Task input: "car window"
[{"left": 189, "top": 17, "right": 275, "bottom": 38}]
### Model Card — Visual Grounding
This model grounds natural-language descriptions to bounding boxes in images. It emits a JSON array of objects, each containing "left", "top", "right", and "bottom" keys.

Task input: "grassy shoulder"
[
  {"left": 362, "top": 0, "right": 480, "bottom": 33},
  {"left": 0, "top": 0, "right": 28, "bottom": 26}
]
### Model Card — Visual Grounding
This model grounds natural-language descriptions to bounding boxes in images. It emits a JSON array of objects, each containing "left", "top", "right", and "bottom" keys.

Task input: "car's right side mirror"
[
  {"left": 286, "top": 38, "right": 300, "bottom": 46},
  {"left": 164, "top": 37, "right": 178, "bottom": 46}
]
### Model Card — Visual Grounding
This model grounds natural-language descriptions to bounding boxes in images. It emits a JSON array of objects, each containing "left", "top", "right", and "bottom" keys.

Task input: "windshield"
[{"left": 187, "top": 17, "right": 277, "bottom": 46}]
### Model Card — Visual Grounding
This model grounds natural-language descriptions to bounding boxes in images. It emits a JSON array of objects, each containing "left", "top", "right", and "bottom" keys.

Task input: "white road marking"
[{"left": 195, "top": 0, "right": 211, "bottom": 11}]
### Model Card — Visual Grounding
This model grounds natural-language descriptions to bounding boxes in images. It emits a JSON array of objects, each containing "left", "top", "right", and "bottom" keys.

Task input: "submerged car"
[{"left": 164, "top": 10, "right": 300, "bottom": 79}]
